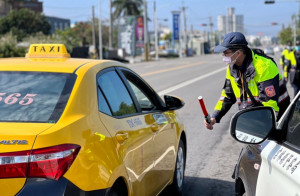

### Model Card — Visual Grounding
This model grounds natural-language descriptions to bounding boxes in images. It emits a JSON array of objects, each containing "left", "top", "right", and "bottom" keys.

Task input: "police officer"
[
  {"left": 204, "top": 32, "right": 290, "bottom": 130},
  {"left": 280, "top": 41, "right": 293, "bottom": 70},
  {"left": 285, "top": 41, "right": 300, "bottom": 97}
]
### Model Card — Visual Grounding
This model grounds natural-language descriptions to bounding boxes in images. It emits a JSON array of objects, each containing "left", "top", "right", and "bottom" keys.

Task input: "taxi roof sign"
[{"left": 26, "top": 44, "right": 70, "bottom": 58}]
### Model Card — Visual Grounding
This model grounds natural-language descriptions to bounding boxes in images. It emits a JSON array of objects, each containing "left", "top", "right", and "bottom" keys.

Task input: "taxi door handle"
[
  {"left": 116, "top": 132, "right": 128, "bottom": 143},
  {"left": 151, "top": 124, "right": 159, "bottom": 132}
]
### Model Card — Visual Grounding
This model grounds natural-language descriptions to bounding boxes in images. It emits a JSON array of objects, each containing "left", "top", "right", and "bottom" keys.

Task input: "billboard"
[
  {"left": 136, "top": 16, "right": 144, "bottom": 48},
  {"left": 172, "top": 11, "right": 181, "bottom": 41},
  {"left": 117, "top": 16, "right": 136, "bottom": 56}
]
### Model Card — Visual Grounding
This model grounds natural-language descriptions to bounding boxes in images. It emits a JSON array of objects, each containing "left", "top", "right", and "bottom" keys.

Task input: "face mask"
[
  {"left": 296, "top": 46, "right": 300, "bottom": 51},
  {"left": 287, "top": 46, "right": 292, "bottom": 50},
  {"left": 223, "top": 50, "right": 240, "bottom": 65}
]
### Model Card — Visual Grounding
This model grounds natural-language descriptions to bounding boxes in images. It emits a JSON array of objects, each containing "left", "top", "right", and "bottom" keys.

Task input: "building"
[
  {"left": 218, "top": 8, "right": 244, "bottom": 35},
  {"left": 0, "top": 0, "right": 70, "bottom": 35},
  {"left": 46, "top": 16, "right": 71, "bottom": 34},
  {"left": 0, "top": 0, "right": 42, "bottom": 17}
]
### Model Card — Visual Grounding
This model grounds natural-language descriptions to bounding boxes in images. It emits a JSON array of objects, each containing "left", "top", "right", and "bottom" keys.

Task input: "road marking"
[
  {"left": 158, "top": 66, "right": 227, "bottom": 96},
  {"left": 141, "top": 62, "right": 205, "bottom": 77}
]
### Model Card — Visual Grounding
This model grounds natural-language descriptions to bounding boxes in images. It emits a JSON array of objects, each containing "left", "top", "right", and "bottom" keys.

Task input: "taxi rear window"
[{"left": 0, "top": 72, "right": 76, "bottom": 123}]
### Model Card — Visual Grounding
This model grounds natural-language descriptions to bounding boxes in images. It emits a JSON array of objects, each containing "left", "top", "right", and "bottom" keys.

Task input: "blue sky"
[{"left": 41, "top": 0, "right": 299, "bottom": 37}]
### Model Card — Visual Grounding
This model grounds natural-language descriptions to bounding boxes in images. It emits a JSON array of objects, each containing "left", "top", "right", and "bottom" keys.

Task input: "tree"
[
  {"left": 112, "top": 0, "right": 143, "bottom": 18},
  {"left": 0, "top": 33, "right": 26, "bottom": 58},
  {"left": 0, "top": 8, "right": 51, "bottom": 41},
  {"left": 163, "top": 32, "right": 172, "bottom": 42},
  {"left": 279, "top": 27, "right": 293, "bottom": 45}
]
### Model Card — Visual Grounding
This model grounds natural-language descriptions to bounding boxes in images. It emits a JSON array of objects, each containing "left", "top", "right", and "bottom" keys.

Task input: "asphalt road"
[{"left": 128, "top": 52, "right": 292, "bottom": 196}]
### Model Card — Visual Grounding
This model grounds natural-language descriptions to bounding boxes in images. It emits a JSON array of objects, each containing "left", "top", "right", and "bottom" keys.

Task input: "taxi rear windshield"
[{"left": 0, "top": 72, "right": 76, "bottom": 123}]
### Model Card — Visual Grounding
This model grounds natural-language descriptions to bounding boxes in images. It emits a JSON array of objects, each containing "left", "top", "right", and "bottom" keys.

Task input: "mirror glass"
[
  {"left": 235, "top": 109, "right": 273, "bottom": 143},
  {"left": 164, "top": 95, "right": 184, "bottom": 110}
]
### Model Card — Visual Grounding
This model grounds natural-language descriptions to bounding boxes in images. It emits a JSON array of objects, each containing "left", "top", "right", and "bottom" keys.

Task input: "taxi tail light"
[{"left": 0, "top": 144, "right": 80, "bottom": 180}]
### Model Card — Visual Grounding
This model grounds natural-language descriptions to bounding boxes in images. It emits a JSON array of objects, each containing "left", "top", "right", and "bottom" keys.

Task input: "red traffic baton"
[{"left": 198, "top": 96, "right": 211, "bottom": 123}]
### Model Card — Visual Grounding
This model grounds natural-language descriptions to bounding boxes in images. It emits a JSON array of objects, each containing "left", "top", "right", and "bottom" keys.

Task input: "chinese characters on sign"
[
  {"left": 118, "top": 16, "right": 137, "bottom": 56},
  {"left": 172, "top": 11, "right": 181, "bottom": 41}
]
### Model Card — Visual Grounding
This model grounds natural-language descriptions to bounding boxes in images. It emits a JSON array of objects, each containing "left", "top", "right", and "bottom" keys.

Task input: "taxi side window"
[
  {"left": 97, "top": 88, "right": 112, "bottom": 115},
  {"left": 127, "top": 80, "right": 155, "bottom": 111},
  {"left": 97, "top": 70, "right": 137, "bottom": 117},
  {"left": 119, "top": 68, "right": 157, "bottom": 112},
  {"left": 286, "top": 98, "right": 300, "bottom": 147}
]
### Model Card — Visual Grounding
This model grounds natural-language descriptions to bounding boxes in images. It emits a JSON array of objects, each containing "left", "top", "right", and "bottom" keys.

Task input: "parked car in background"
[
  {"left": 150, "top": 49, "right": 179, "bottom": 58},
  {"left": 230, "top": 92, "right": 300, "bottom": 196},
  {"left": 273, "top": 45, "right": 283, "bottom": 53},
  {"left": 263, "top": 47, "right": 275, "bottom": 55}
]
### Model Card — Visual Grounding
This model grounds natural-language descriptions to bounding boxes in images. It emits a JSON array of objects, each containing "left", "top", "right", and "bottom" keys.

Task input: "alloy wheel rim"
[{"left": 176, "top": 147, "right": 184, "bottom": 188}]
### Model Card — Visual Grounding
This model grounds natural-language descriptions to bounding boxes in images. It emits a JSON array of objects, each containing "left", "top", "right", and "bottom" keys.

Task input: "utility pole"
[
  {"left": 190, "top": 24, "right": 193, "bottom": 54},
  {"left": 294, "top": 14, "right": 297, "bottom": 47},
  {"left": 209, "top": 16, "right": 214, "bottom": 50},
  {"left": 98, "top": 0, "right": 103, "bottom": 59},
  {"left": 92, "top": 6, "right": 97, "bottom": 58},
  {"left": 154, "top": 1, "right": 159, "bottom": 61},
  {"left": 143, "top": 0, "right": 149, "bottom": 62},
  {"left": 182, "top": 1, "right": 187, "bottom": 56},
  {"left": 109, "top": 0, "right": 113, "bottom": 49}
]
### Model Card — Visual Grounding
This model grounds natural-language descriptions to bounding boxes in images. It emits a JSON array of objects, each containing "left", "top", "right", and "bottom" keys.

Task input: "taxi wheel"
[
  {"left": 107, "top": 179, "right": 127, "bottom": 196},
  {"left": 170, "top": 139, "right": 185, "bottom": 196}
]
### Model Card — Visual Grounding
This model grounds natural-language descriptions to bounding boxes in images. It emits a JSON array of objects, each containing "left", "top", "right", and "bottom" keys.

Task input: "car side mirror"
[
  {"left": 230, "top": 107, "right": 276, "bottom": 144},
  {"left": 164, "top": 95, "right": 185, "bottom": 110}
]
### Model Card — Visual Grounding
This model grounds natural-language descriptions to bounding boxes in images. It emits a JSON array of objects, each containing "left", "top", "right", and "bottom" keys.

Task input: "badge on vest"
[{"left": 265, "top": 85, "right": 276, "bottom": 97}]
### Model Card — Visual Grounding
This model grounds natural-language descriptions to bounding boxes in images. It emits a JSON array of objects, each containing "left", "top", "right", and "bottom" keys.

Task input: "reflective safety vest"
[
  {"left": 280, "top": 49, "right": 290, "bottom": 66},
  {"left": 284, "top": 51, "right": 300, "bottom": 85},
  {"left": 212, "top": 50, "right": 283, "bottom": 123}
]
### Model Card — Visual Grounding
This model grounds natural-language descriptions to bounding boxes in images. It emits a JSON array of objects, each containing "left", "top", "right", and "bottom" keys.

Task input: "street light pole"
[
  {"left": 154, "top": 1, "right": 159, "bottom": 61},
  {"left": 144, "top": 0, "right": 149, "bottom": 62},
  {"left": 182, "top": 1, "right": 187, "bottom": 56},
  {"left": 98, "top": 0, "right": 103, "bottom": 59},
  {"left": 92, "top": 6, "right": 96, "bottom": 58},
  {"left": 109, "top": 0, "right": 113, "bottom": 49},
  {"left": 294, "top": 14, "right": 297, "bottom": 47}
]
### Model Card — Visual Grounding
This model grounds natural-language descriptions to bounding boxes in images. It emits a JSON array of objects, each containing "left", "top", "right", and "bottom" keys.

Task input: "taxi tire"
[
  {"left": 169, "top": 139, "right": 185, "bottom": 196},
  {"left": 107, "top": 178, "right": 127, "bottom": 196}
]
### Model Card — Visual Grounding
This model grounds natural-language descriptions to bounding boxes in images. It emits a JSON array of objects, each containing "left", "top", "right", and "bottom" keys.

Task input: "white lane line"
[{"left": 158, "top": 66, "right": 227, "bottom": 96}]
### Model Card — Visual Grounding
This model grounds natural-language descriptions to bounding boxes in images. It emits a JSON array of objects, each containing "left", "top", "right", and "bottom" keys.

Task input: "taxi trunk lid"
[{"left": 0, "top": 123, "right": 54, "bottom": 196}]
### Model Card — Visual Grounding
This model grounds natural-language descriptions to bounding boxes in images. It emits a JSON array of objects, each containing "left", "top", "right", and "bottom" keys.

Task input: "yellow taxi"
[{"left": 0, "top": 44, "right": 186, "bottom": 196}]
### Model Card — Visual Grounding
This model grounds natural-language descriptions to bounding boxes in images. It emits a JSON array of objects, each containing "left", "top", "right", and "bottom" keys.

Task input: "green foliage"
[
  {"left": 112, "top": 0, "right": 143, "bottom": 18},
  {"left": 114, "top": 102, "right": 136, "bottom": 116},
  {"left": 279, "top": 27, "right": 293, "bottom": 45},
  {"left": 163, "top": 32, "right": 172, "bottom": 42},
  {"left": 22, "top": 30, "right": 80, "bottom": 53},
  {"left": 0, "top": 8, "right": 51, "bottom": 41},
  {"left": 57, "top": 21, "right": 109, "bottom": 48},
  {"left": 0, "top": 33, "right": 26, "bottom": 57}
]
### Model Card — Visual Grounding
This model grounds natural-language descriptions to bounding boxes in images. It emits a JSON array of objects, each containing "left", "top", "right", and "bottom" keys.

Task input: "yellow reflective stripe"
[
  {"left": 226, "top": 67, "right": 241, "bottom": 98},
  {"left": 279, "top": 91, "right": 289, "bottom": 103},
  {"left": 262, "top": 100, "right": 279, "bottom": 112},
  {"left": 214, "top": 90, "right": 227, "bottom": 111},
  {"left": 290, "top": 52, "right": 296, "bottom": 66},
  {"left": 284, "top": 65, "right": 288, "bottom": 78},
  {"left": 280, "top": 58, "right": 284, "bottom": 66}
]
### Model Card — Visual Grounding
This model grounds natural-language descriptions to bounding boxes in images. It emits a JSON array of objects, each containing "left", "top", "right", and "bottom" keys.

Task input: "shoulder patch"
[{"left": 265, "top": 85, "right": 276, "bottom": 97}]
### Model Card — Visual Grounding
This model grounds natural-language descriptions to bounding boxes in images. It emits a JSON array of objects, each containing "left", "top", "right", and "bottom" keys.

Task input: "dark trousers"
[{"left": 292, "top": 84, "right": 300, "bottom": 97}]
